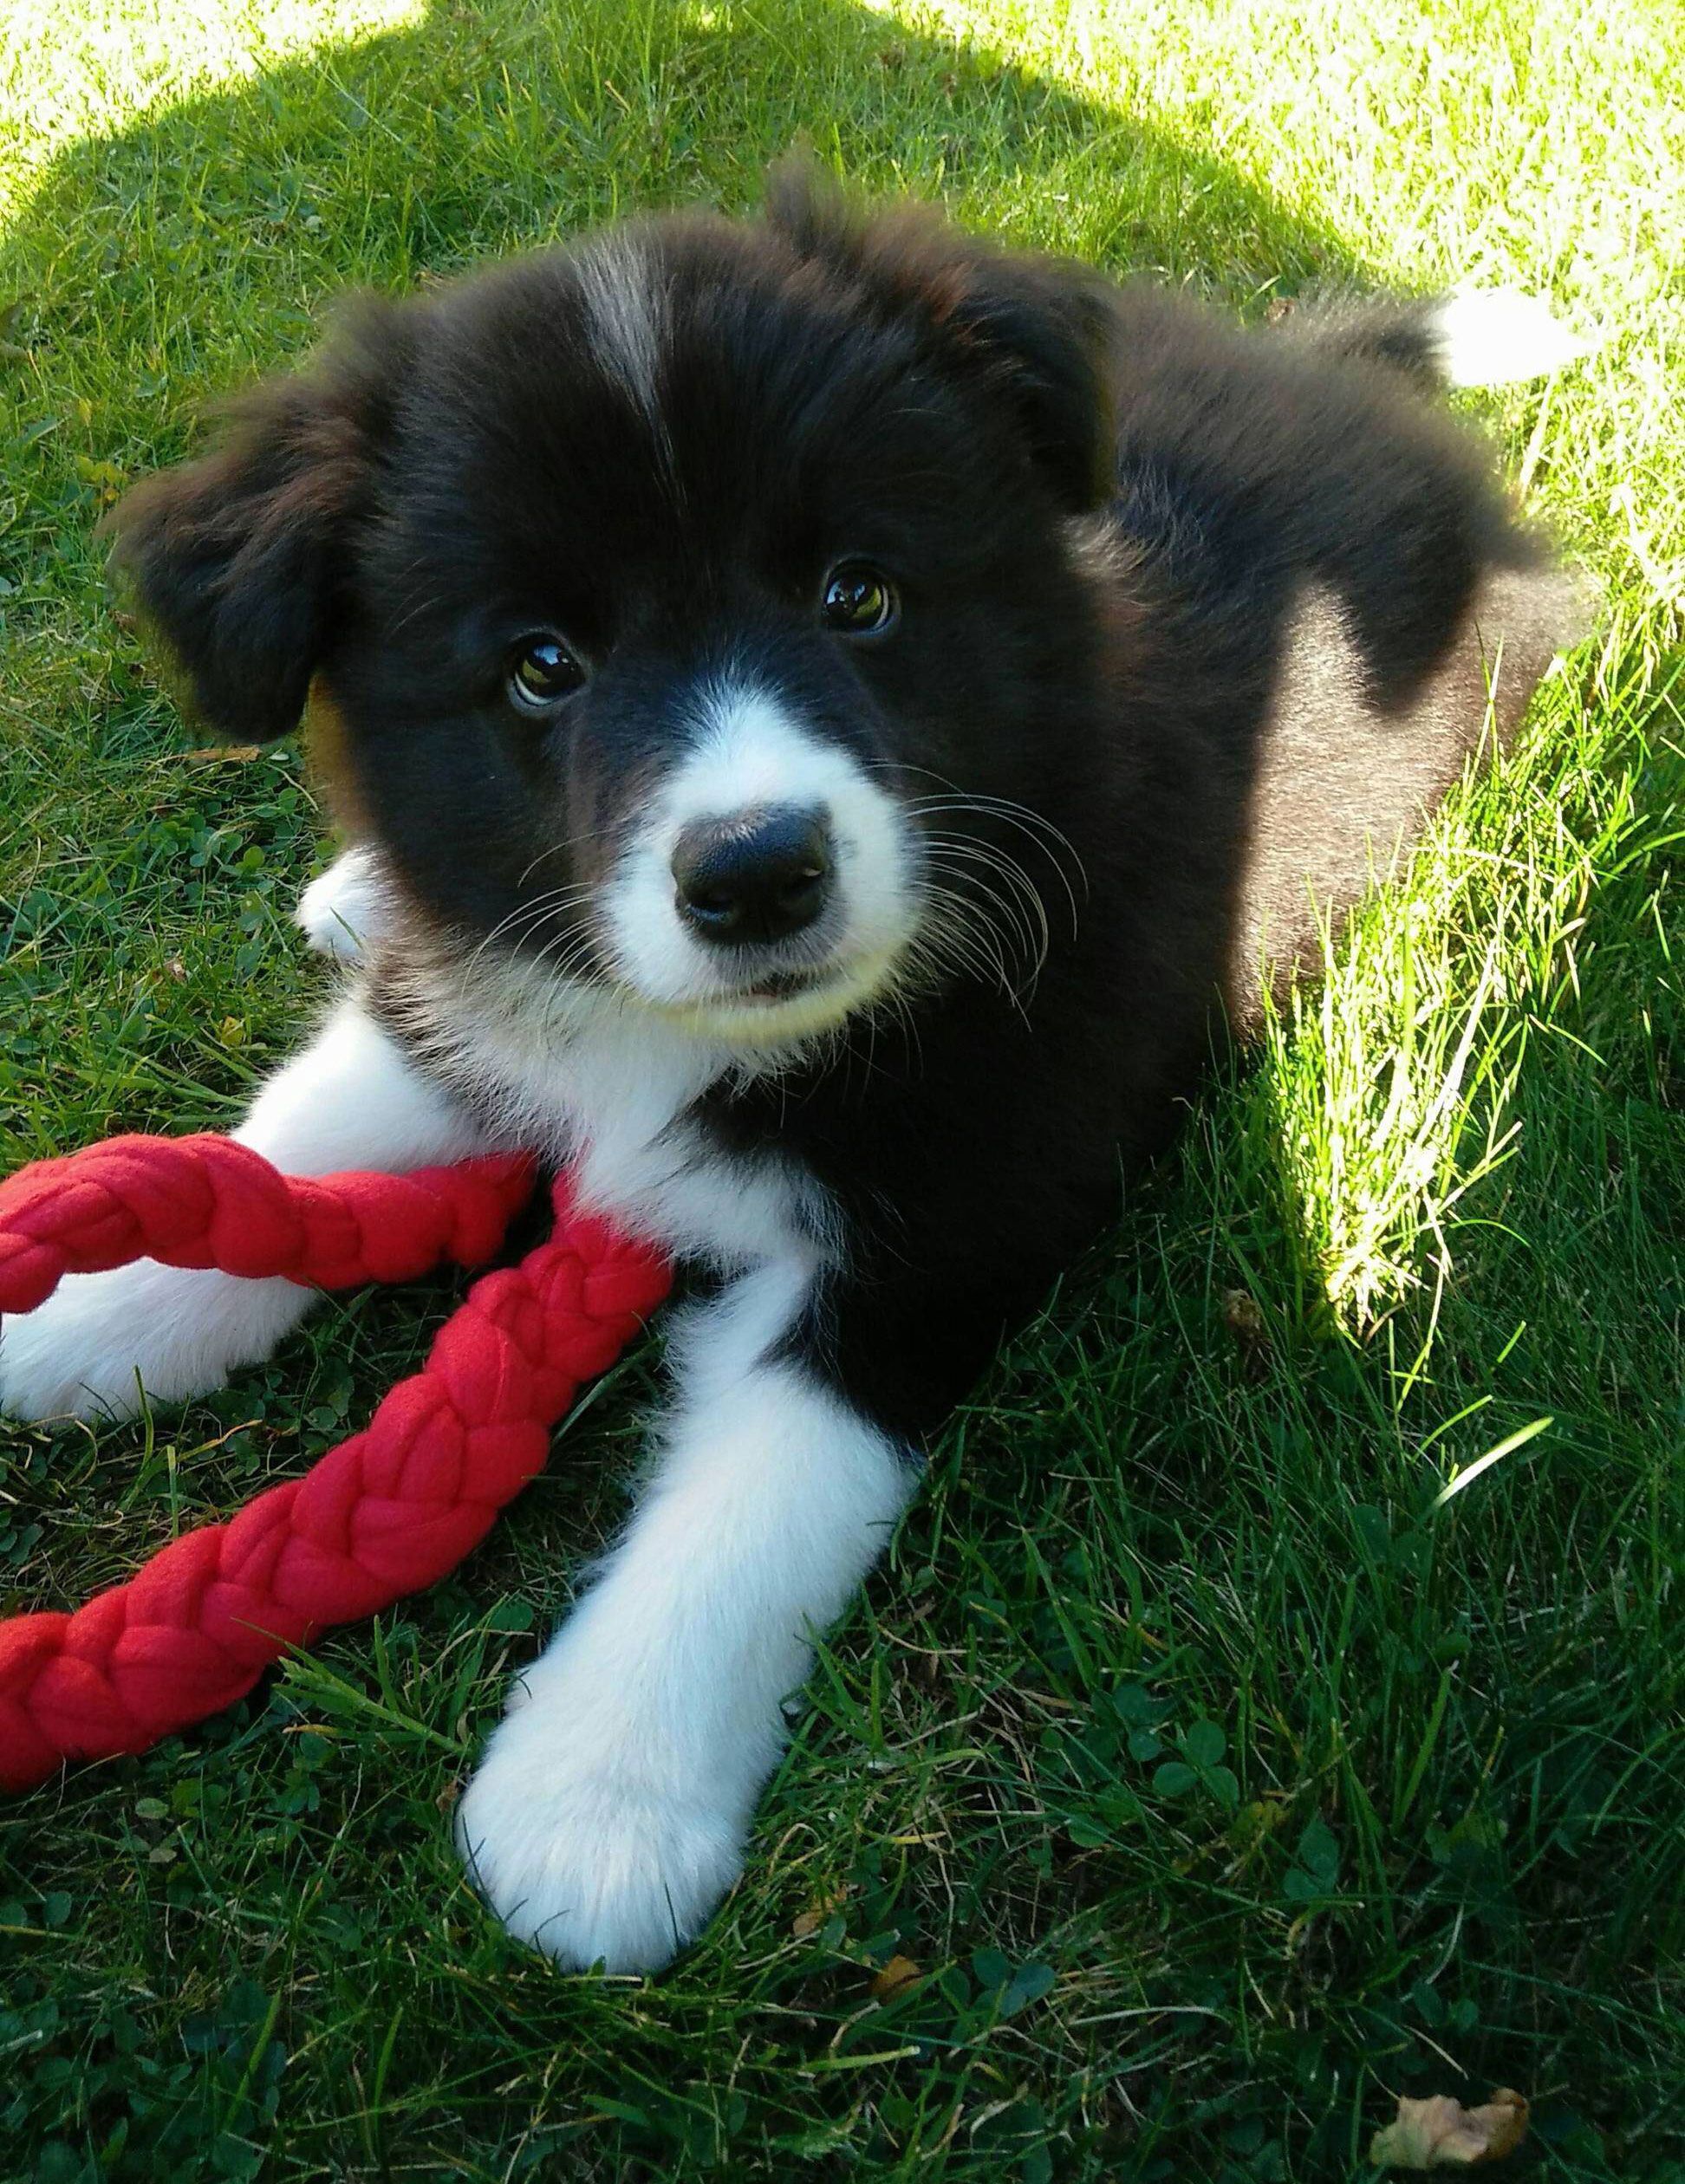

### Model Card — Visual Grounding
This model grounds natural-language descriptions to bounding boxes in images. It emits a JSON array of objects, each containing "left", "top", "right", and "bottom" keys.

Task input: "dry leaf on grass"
[
  {"left": 868, "top": 1953, "right": 921, "bottom": 2000},
  {"left": 1221, "top": 1288, "right": 1272, "bottom": 1378},
  {"left": 1370, "top": 2089, "right": 1529, "bottom": 2169},
  {"left": 790, "top": 1887, "right": 850, "bottom": 1938}
]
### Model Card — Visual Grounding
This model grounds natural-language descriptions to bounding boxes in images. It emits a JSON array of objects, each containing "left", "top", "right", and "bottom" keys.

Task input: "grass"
[{"left": 1, "top": 0, "right": 1682, "bottom": 2176}]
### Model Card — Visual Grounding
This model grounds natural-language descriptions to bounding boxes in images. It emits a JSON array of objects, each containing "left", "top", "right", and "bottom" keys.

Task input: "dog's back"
[{"left": 1089, "top": 282, "right": 1589, "bottom": 1031}]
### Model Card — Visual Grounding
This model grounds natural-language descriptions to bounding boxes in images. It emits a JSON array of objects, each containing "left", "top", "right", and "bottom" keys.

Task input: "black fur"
[
  {"left": 111, "top": 172, "right": 1565, "bottom": 1441},
  {"left": 109, "top": 302, "right": 413, "bottom": 743}
]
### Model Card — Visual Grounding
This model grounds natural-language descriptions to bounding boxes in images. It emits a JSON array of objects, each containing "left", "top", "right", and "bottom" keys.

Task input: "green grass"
[{"left": 2, "top": 0, "right": 1682, "bottom": 2176}]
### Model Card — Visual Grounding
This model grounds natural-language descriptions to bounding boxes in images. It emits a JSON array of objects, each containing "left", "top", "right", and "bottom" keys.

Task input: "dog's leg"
[
  {"left": 453, "top": 1258, "right": 916, "bottom": 1972},
  {"left": 295, "top": 844, "right": 388, "bottom": 964},
  {"left": 0, "top": 997, "right": 486, "bottom": 1421}
]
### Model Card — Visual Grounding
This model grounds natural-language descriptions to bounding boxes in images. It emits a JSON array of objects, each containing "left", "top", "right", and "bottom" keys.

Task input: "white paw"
[
  {"left": 1429, "top": 288, "right": 1596, "bottom": 389},
  {"left": 454, "top": 1687, "right": 747, "bottom": 1973},
  {"left": 295, "top": 845, "right": 387, "bottom": 964},
  {"left": 0, "top": 1259, "right": 314, "bottom": 1421}
]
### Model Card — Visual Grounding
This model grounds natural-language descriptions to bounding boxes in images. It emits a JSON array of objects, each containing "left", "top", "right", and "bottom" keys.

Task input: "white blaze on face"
[
  {"left": 602, "top": 680, "right": 914, "bottom": 1042},
  {"left": 573, "top": 234, "right": 669, "bottom": 443}
]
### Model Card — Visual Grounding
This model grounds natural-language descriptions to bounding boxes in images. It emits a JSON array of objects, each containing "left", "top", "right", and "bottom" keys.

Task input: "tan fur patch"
[{"left": 302, "top": 679, "right": 372, "bottom": 840}]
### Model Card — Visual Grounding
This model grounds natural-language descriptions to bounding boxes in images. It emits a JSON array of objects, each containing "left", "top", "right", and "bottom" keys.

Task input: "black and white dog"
[{"left": 2, "top": 170, "right": 1588, "bottom": 1969}]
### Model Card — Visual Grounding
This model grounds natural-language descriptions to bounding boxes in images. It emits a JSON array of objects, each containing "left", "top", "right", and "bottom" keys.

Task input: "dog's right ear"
[
  {"left": 107, "top": 296, "right": 413, "bottom": 742},
  {"left": 765, "top": 158, "right": 1116, "bottom": 516}
]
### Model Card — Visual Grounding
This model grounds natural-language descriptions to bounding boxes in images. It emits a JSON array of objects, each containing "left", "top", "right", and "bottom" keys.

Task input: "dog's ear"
[
  {"left": 765, "top": 158, "right": 1116, "bottom": 514},
  {"left": 106, "top": 297, "right": 413, "bottom": 741}
]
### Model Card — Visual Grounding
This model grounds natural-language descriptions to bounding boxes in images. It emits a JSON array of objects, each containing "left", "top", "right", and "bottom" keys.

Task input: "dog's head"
[{"left": 112, "top": 168, "right": 1115, "bottom": 1046}]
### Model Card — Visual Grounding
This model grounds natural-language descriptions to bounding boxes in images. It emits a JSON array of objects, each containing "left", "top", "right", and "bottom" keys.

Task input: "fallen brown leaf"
[
  {"left": 790, "top": 1886, "right": 849, "bottom": 1939},
  {"left": 1222, "top": 1288, "right": 1265, "bottom": 1336},
  {"left": 908, "top": 1649, "right": 944, "bottom": 1693},
  {"left": 869, "top": 1953, "right": 921, "bottom": 2000},
  {"left": 1370, "top": 2090, "right": 1529, "bottom": 2169},
  {"left": 1222, "top": 1288, "right": 1272, "bottom": 1380}
]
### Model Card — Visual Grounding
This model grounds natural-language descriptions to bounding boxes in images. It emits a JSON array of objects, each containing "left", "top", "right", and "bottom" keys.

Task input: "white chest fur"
[{"left": 397, "top": 955, "right": 833, "bottom": 1278}]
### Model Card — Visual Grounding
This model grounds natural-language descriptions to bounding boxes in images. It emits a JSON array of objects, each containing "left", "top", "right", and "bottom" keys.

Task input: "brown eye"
[
  {"left": 507, "top": 634, "right": 588, "bottom": 712},
  {"left": 820, "top": 562, "right": 898, "bottom": 636}
]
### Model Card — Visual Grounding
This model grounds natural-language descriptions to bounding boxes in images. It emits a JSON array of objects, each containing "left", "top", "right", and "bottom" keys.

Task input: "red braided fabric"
[
  {"left": 0, "top": 1133, "right": 537, "bottom": 1311},
  {"left": 0, "top": 1149, "right": 671, "bottom": 1792}
]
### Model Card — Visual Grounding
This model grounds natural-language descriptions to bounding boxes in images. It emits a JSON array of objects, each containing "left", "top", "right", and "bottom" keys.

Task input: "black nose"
[{"left": 672, "top": 805, "right": 833, "bottom": 946}]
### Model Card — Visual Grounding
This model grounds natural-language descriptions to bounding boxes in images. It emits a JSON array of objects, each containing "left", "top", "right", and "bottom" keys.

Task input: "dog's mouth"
[
  {"left": 628, "top": 942, "right": 905, "bottom": 1046},
  {"left": 728, "top": 965, "right": 833, "bottom": 1006},
  {"left": 496, "top": 900, "right": 883, "bottom": 1034}
]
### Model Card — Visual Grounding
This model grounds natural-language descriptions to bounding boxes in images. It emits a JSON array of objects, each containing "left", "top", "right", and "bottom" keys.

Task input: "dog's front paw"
[
  {"left": 454, "top": 1698, "right": 746, "bottom": 1973},
  {"left": 295, "top": 846, "right": 387, "bottom": 964},
  {"left": 0, "top": 1260, "right": 315, "bottom": 1421}
]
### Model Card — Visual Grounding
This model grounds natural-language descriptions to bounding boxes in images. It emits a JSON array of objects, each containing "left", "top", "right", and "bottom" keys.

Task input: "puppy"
[{"left": 1, "top": 169, "right": 1588, "bottom": 1969}]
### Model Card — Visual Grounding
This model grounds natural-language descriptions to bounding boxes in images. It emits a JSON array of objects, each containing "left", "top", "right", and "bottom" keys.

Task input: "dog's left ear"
[
  {"left": 106, "top": 296, "right": 413, "bottom": 742},
  {"left": 765, "top": 159, "right": 1116, "bottom": 514}
]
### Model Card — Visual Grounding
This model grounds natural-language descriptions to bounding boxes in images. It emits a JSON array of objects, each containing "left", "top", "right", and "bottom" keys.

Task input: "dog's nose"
[{"left": 671, "top": 806, "right": 833, "bottom": 946}]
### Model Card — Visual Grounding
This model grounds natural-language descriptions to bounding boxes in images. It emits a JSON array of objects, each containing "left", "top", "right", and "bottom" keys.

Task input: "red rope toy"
[{"left": 0, "top": 1134, "right": 672, "bottom": 1793}]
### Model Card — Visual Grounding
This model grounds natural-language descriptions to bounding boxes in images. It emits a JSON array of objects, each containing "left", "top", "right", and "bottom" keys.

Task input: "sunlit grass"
[{"left": 0, "top": 0, "right": 428, "bottom": 227}]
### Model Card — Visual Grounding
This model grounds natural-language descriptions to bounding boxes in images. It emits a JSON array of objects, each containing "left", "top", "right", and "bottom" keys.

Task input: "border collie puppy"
[{"left": 1, "top": 169, "right": 1588, "bottom": 1970}]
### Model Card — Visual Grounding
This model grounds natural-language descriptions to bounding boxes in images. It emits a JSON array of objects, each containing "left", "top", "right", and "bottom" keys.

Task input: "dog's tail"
[{"left": 1287, "top": 287, "right": 1596, "bottom": 392}]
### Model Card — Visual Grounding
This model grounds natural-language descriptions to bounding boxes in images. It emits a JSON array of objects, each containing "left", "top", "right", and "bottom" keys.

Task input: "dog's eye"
[
  {"left": 820, "top": 562, "right": 898, "bottom": 637},
  {"left": 507, "top": 634, "right": 588, "bottom": 713}
]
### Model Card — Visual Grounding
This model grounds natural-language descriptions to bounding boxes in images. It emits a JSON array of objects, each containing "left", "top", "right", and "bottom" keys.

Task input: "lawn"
[{"left": 1, "top": 0, "right": 1682, "bottom": 2176}]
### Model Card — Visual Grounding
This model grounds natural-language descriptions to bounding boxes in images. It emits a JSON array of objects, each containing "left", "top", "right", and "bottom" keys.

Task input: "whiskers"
[
  {"left": 890, "top": 776, "right": 1088, "bottom": 1017},
  {"left": 908, "top": 855, "right": 1042, "bottom": 1022},
  {"left": 455, "top": 879, "right": 603, "bottom": 1008}
]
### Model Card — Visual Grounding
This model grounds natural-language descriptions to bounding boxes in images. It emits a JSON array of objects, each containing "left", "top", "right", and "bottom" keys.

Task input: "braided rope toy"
[{"left": 0, "top": 1134, "right": 672, "bottom": 1793}]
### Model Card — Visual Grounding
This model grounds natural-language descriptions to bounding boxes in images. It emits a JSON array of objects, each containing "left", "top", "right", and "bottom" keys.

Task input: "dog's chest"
[{"left": 420, "top": 977, "right": 824, "bottom": 1272}]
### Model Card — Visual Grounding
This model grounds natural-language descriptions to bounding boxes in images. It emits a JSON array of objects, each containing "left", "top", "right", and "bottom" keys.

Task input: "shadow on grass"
[
  {"left": 0, "top": 0, "right": 1364, "bottom": 480},
  {"left": 1, "top": 3, "right": 1682, "bottom": 2181}
]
